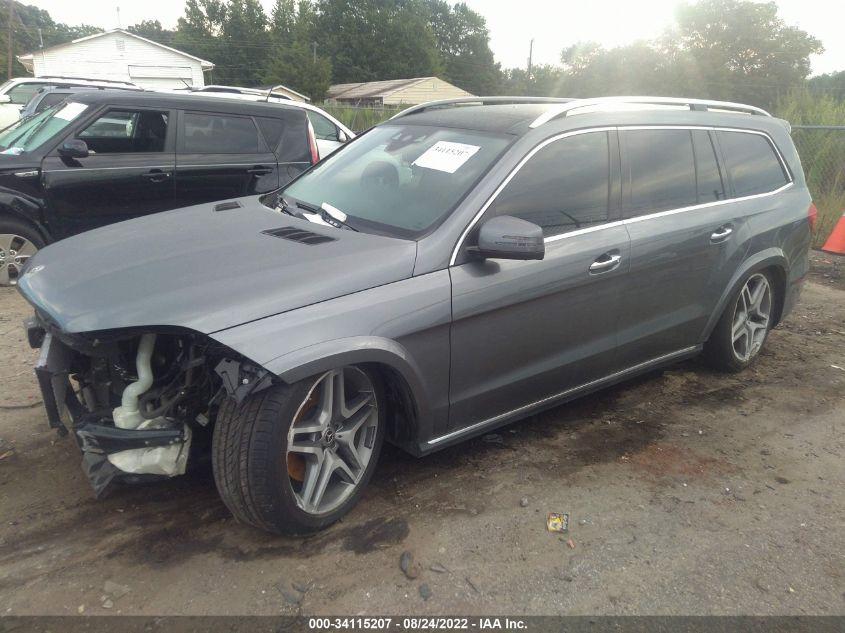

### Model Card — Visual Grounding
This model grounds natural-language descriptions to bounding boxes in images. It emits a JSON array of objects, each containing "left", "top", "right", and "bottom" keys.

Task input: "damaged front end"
[{"left": 27, "top": 314, "right": 271, "bottom": 497}]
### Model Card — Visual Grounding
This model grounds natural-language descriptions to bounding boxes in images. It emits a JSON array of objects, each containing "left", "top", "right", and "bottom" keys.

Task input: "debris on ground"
[
  {"left": 277, "top": 582, "right": 304, "bottom": 605},
  {"left": 520, "top": 497, "right": 529, "bottom": 507},
  {"left": 429, "top": 563, "right": 448, "bottom": 573},
  {"left": 566, "top": 539, "right": 576, "bottom": 549},
  {"left": 465, "top": 577, "right": 481, "bottom": 595},
  {"left": 547, "top": 512, "right": 569, "bottom": 533},
  {"left": 399, "top": 551, "right": 420, "bottom": 579},
  {"left": 103, "top": 580, "right": 130, "bottom": 600},
  {"left": 419, "top": 583, "right": 432, "bottom": 601}
]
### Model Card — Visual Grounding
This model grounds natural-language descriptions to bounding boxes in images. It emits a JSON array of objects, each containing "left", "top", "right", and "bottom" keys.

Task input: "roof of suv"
[
  {"left": 390, "top": 96, "right": 778, "bottom": 136},
  {"left": 67, "top": 89, "right": 306, "bottom": 117}
]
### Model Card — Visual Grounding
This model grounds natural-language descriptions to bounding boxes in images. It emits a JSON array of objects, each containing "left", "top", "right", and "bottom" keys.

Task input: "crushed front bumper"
[{"left": 28, "top": 324, "right": 191, "bottom": 496}]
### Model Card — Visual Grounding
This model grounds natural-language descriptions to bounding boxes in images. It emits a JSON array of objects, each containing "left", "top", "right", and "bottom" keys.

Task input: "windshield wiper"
[{"left": 319, "top": 202, "right": 358, "bottom": 232}]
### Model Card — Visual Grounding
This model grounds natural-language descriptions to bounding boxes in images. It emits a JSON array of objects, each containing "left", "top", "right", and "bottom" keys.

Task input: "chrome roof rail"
[
  {"left": 390, "top": 96, "right": 576, "bottom": 120},
  {"left": 529, "top": 96, "right": 772, "bottom": 128}
]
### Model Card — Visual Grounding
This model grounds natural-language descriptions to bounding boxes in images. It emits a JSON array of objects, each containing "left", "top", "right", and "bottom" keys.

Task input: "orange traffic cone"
[{"left": 822, "top": 212, "right": 845, "bottom": 255}]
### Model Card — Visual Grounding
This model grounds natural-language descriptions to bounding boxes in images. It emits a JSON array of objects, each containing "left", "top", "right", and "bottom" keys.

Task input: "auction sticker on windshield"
[{"left": 413, "top": 141, "right": 480, "bottom": 173}]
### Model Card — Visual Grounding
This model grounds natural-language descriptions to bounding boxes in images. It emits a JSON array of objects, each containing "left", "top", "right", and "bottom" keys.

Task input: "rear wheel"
[
  {"left": 704, "top": 270, "right": 775, "bottom": 372},
  {"left": 212, "top": 366, "right": 384, "bottom": 535},
  {"left": 0, "top": 218, "right": 44, "bottom": 286}
]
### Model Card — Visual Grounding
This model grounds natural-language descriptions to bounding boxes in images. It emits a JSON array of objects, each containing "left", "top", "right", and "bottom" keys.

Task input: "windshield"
[
  {"left": 0, "top": 101, "right": 88, "bottom": 154},
  {"left": 283, "top": 124, "right": 511, "bottom": 238}
]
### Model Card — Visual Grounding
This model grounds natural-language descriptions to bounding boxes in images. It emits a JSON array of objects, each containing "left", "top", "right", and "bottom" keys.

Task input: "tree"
[
  {"left": 425, "top": 1, "right": 501, "bottom": 95},
  {"left": 264, "top": 0, "right": 332, "bottom": 100},
  {"left": 0, "top": 1, "right": 101, "bottom": 81},
  {"left": 127, "top": 20, "right": 176, "bottom": 47},
  {"left": 808, "top": 71, "right": 845, "bottom": 103},
  {"left": 316, "top": 0, "right": 441, "bottom": 84},
  {"left": 666, "top": 0, "right": 823, "bottom": 108}
]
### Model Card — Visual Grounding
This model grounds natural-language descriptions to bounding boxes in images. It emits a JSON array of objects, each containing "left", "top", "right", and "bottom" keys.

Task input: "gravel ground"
[{"left": 0, "top": 255, "right": 843, "bottom": 616}]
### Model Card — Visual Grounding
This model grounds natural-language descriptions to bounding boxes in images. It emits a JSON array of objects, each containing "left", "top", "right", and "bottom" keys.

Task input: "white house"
[{"left": 17, "top": 29, "right": 214, "bottom": 90}]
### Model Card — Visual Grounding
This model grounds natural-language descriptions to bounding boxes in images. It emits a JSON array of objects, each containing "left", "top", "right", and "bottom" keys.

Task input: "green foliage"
[
  {"left": 0, "top": 1, "right": 102, "bottom": 82},
  {"left": 775, "top": 90, "right": 845, "bottom": 248},
  {"left": 318, "top": 103, "right": 401, "bottom": 131},
  {"left": 316, "top": 0, "right": 442, "bottom": 84},
  {"left": 809, "top": 71, "right": 845, "bottom": 103},
  {"left": 127, "top": 20, "right": 176, "bottom": 47}
]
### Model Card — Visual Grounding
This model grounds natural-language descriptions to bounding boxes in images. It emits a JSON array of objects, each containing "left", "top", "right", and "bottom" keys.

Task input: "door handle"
[
  {"left": 247, "top": 166, "right": 273, "bottom": 176},
  {"left": 141, "top": 169, "right": 170, "bottom": 183},
  {"left": 710, "top": 225, "right": 733, "bottom": 243},
  {"left": 589, "top": 252, "right": 622, "bottom": 274}
]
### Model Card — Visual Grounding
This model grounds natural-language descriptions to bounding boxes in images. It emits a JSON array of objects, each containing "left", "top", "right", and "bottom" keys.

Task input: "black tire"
[
  {"left": 704, "top": 269, "right": 776, "bottom": 373},
  {"left": 212, "top": 367, "right": 385, "bottom": 535},
  {"left": 0, "top": 216, "right": 45, "bottom": 286}
]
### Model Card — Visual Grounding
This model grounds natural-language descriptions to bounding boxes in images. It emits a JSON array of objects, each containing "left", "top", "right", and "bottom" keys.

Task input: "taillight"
[
  {"left": 307, "top": 120, "right": 319, "bottom": 165},
  {"left": 808, "top": 203, "right": 818, "bottom": 232}
]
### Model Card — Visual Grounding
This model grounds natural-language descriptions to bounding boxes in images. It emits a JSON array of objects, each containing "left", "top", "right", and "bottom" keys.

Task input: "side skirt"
[{"left": 419, "top": 345, "right": 701, "bottom": 454}]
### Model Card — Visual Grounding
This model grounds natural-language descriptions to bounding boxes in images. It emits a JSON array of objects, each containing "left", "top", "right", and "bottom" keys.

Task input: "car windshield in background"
[
  {"left": 283, "top": 124, "right": 512, "bottom": 238},
  {"left": 0, "top": 101, "right": 88, "bottom": 154}
]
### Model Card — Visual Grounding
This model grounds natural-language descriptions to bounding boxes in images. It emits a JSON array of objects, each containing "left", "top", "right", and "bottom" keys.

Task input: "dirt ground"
[{"left": 1, "top": 255, "right": 843, "bottom": 616}]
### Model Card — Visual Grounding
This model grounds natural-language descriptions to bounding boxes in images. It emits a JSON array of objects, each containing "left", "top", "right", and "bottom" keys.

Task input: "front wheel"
[
  {"left": 704, "top": 270, "right": 775, "bottom": 373},
  {"left": 212, "top": 366, "right": 384, "bottom": 535},
  {"left": 0, "top": 218, "right": 44, "bottom": 286}
]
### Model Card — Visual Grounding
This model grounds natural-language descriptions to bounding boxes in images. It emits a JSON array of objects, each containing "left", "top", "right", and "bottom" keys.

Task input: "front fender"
[
  {"left": 700, "top": 247, "right": 787, "bottom": 342},
  {"left": 265, "top": 335, "right": 431, "bottom": 415},
  {"left": 0, "top": 186, "right": 49, "bottom": 239}
]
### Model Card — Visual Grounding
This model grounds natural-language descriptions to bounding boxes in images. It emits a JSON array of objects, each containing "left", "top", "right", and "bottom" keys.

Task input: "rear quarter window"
[{"left": 716, "top": 130, "right": 789, "bottom": 197}]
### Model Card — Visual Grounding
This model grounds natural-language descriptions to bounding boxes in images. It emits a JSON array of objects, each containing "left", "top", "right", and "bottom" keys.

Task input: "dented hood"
[{"left": 17, "top": 197, "right": 417, "bottom": 334}]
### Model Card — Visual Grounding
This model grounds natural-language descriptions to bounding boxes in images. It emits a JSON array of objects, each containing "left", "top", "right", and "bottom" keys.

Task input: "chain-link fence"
[{"left": 790, "top": 125, "right": 845, "bottom": 249}]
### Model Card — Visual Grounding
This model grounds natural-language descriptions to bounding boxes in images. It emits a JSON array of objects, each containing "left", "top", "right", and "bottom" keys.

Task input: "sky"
[{"left": 24, "top": 0, "right": 845, "bottom": 76}]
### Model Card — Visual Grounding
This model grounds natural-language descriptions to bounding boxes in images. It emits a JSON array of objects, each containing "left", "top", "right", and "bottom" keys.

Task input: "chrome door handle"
[
  {"left": 589, "top": 253, "right": 622, "bottom": 274},
  {"left": 711, "top": 226, "right": 733, "bottom": 243}
]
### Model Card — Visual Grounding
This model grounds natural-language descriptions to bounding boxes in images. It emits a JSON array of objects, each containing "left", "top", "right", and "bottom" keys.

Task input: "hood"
[{"left": 17, "top": 197, "right": 417, "bottom": 334}]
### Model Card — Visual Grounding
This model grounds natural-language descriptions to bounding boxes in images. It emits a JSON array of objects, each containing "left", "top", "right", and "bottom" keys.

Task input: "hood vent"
[
  {"left": 261, "top": 226, "right": 336, "bottom": 245},
  {"left": 214, "top": 200, "right": 242, "bottom": 212}
]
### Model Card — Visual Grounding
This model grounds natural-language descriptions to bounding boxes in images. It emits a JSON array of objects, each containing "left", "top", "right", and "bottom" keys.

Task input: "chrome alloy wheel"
[
  {"left": 0, "top": 233, "right": 38, "bottom": 286},
  {"left": 731, "top": 273, "right": 772, "bottom": 362},
  {"left": 286, "top": 367, "right": 378, "bottom": 515}
]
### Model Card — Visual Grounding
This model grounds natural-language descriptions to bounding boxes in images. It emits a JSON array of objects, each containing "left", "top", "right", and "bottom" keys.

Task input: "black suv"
[{"left": 0, "top": 90, "right": 316, "bottom": 284}]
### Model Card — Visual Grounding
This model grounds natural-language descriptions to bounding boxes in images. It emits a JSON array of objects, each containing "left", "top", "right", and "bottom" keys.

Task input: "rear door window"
[
  {"left": 622, "top": 129, "right": 697, "bottom": 216},
  {"left": 692, "top": 130, "right": 726, "bottom": 203},
  {"left": 716, "top": 130, "right": 789, "bottom": 197},
  {"left": 181, "top": 112, "right": 263, "bottom": 153},
  {"left": 487, "top": 131, "right": 611, "bottom": 237}
]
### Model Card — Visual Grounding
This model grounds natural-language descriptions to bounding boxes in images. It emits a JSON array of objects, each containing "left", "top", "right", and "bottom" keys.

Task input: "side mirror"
[
  {"left": 0, "top": 94, "right": 10, "bottom": 104},
  {"left": 58, "top": 138, "right": 89, "bottom": 159},
  {"left": 470, "top": 215, "right": 545, "bottom": 261},
  {"left": 337, "top": 129, "right": 349, "bottom": 143}
]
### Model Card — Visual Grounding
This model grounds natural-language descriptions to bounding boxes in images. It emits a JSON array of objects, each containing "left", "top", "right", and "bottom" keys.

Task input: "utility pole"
[
  {"left": 312, "top": 41, "right": 317, "bottom": 64},
  {"left": 37, "top": 27, "right": 43, "bottom": 49},
  {"left": 7, "top": 0, "right": 13, "bottom": 80},
  {"left": 527, "top": 38, "right": 534, "bottom": 79}
]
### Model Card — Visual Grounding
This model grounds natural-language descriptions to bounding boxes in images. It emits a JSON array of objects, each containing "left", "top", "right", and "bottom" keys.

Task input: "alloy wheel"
[
  {"left": 731, "top": 273, "right": 772, "bottom": 362},
  {"left": 0, "top": 233, "right": 38, "bottom": 286},
  {"left": 286, "top": 367, "right": 378, "bottom": 515}
]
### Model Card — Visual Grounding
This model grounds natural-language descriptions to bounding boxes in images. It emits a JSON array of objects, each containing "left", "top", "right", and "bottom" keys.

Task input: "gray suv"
[{"left": 17, "top": 96, "right": 813, "bottom": 535}]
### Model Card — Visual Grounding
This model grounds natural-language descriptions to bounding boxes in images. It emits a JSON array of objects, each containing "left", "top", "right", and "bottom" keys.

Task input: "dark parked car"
[
  {"left": 0, "top": 90, "right": 316, "bottom": 284},
  {"left": 18, "top": 96, "right": 813, "bottom": 535}
]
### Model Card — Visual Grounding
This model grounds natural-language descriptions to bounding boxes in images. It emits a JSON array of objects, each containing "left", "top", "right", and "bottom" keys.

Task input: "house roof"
[
  {"left": 17, "top": 29, "right": 214, "bottom": 70},
  {"left": 327, "top": 77, "right": 440, "bottom": 100}
]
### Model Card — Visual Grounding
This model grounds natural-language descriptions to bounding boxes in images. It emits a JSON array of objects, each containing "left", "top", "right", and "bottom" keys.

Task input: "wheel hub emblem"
[{"left": 322, "top": 427, "right": 336, "bottom": 446}]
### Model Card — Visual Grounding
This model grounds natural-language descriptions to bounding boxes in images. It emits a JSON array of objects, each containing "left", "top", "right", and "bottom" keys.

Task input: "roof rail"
[
  {"left": 529, "top": 96, "right": 771, "bottom": 128},
  {"left": 38, "top": 75, "right": 138, "bottom": 86},
  {"left": 390, "top": 96, "right": 575, "bottom": 120}
]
